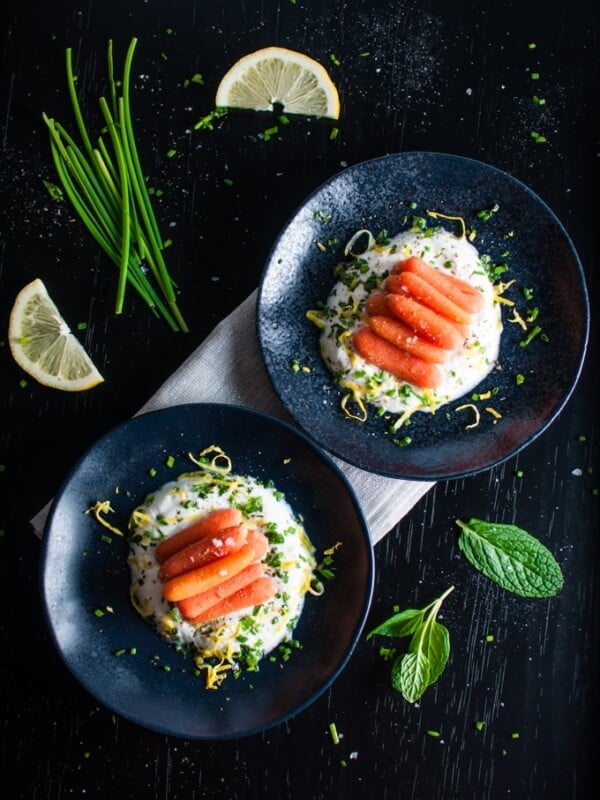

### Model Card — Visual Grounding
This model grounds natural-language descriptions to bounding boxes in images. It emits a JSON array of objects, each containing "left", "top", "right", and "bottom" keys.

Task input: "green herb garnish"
[
  {"left": 456, "top": 518, "right": 564, "bottom": 597},
  {"left": 367, "top": 586, "right": 454, "bottom": 703}
]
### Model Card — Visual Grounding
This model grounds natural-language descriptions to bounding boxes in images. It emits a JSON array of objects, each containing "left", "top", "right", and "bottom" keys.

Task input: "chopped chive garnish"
[
  {"left": 328, "top": 722, "right": 340, "bottom": 744},
  {"left": 520, "top": 325, "right": 542, "bottom": 347},
  {"left": 165, "top": 455, "right": 175, "bottom": 468}
]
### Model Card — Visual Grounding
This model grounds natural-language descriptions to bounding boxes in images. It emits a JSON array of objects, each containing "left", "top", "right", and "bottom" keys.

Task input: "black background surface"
[{"left": 1, "top": 1, "right": 598, "bottom": 798}]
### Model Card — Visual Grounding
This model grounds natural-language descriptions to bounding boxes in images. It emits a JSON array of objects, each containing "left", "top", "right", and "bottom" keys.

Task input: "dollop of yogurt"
[
  {"left": 318, "top": 227, "right": 502, "bottom": 417},
  {"left": 128, "top": 464, "right": 317, "bottom": 685}
]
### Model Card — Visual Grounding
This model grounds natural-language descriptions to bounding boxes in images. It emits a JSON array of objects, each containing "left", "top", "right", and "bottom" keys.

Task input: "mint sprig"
[
  {"left": 456, "top": 518, "right": 564, "bottom": 598},
  {"left": 367, "top": 586, "right": 454, "bottom": 703}
]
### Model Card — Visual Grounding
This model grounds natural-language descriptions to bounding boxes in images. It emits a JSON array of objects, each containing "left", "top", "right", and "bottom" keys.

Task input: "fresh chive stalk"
[{"left": 43, "top": 38, "right": 188, "bottom": 332}]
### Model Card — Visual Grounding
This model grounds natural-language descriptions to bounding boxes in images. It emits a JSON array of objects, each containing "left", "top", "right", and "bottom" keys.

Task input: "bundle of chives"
[{"left": 42, "top": 38, "right": 188, "bottom": 333}]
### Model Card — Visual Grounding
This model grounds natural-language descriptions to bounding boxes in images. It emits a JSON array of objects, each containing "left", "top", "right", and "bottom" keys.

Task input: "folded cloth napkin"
[{"left": 31, "top": 289, "right": 434, "bottom": 543}]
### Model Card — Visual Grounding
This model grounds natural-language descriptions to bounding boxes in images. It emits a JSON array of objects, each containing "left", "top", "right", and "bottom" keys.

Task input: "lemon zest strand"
[
  {"left": 456, "top": 403, "right": 481, "bottom": 430},
  {"left": 426, "top": 210, "right": 466, "bottom": 239},
  {"left": 85, "top": 500, "right": 124, "bottom": 536}
]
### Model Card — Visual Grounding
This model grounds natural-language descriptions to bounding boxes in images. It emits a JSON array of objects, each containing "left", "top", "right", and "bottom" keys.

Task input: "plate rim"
[
  {"left": 257, "top": 150, "right": 590, "bottom": 480},
  {"left": 39, "top": 401, "right": 375, "bottom": 740}
]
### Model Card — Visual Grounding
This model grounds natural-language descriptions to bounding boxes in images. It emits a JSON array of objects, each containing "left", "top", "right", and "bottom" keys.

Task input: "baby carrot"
[
  {"left": 246, "top": 528, "right": 269, "bottom": 562},
  {"left": 395, "top": 255, "right": 484, "bottom": 314},
  {"left": 368, "top": 315, "right": 452, "bottom": 363},
  {"left": 158, "top": 525, "right": 248, "bottom": 580},
  {"left": 187, "top": 576, "right": 277, "bottom": 626},
  {"left": 386, "top": 292, "right": 465, "bottom": 350},
  {"left": 386, "top": 272, "right": 474, "bottom": 326},
  {"left": 353, "top": 326, "right": 442, "bottom": 388},
  {"left": 176, "top": 562, "right": 266, "bottom": 621},
  {"left": 154, "top": 507, "right": 243, "bottom": 564},
  {"left": 365, "top": 290, "right": 394, "bottom": 318},
  {"left": 162, "top": 543, "right": 256, "bottom": 602}
]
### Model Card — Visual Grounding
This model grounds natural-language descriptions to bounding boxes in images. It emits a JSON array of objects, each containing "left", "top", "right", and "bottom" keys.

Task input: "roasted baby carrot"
[
  {"left": 368, "top": 315, "right": 452, "bottom": 364},
  {"left": 162, "top": 543, "right": 256, "bottom": 602},
  {"left": 176, "top": 562, "right": 266, "bottom": 621},
  {"left": 386, "top": 272, "right": 474, "bottom": 326},
  {"left": 158, "top": 525, "right": 249, "bottom": 580},
  {"left": 154, "top": 507, "right": 243, "bottom": 564},
  {"left": 187, "top": 576, "right": 277, "bottom": 626},
  {"left": 365, "top": 290, "right": 394, "bottom": 318},
  {"left": 246, "top": 528, "right": 269, "bottom": 562},
  {"left": 353, "top": 326, "right": 442, "bottom": 388},
  {"left": 386, "top": 292, "right": 465, "bottom": 350},
  {"left": 394, "top": 255, "right": 484, "bottom": 314}
]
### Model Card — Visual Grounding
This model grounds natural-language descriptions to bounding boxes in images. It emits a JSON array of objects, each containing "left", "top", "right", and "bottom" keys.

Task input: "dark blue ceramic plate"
[
  {"left": 39, "top": 403, "right": 373, "bottom": 740},
  {"left": 257, "top": 152, "right": 589, "bottom": 480}
]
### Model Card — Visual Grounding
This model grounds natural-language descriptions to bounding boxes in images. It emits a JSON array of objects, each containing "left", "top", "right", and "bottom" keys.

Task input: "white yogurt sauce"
[
  {"left": 318, "top": 227, "right": 502, "bottom": 418},
  {"left": 128, "top": 463, "right": 317, "bottom": 686}
]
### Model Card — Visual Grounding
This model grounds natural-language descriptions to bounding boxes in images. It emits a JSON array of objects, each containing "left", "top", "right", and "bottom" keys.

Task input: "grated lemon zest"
[
  {"left": 344, "top": 228, "right": 375, "bottom": 256},
  {"left": 339, "top": 381, "right": 368, "bottom": 422},
  {"left": 485, "top": 407, "right": 502, "bottom": 420},
  {"left": 339, "top": 294, "right": 359, "bottom": 319},
  {"left": 129, "top": 584, "right": 155, "bottom": 618},
  {"left": 187, "top": 445, "right": 232, "bottom": 474},
  {"left": 426, "top": 210, "right": 466, "bottom": 239},
  {"left": 86, "top": 500, "right": 124, "bottom": 536},
  {"left": 456, "top": 403, "right": 481, "bottom": 429},
  {"left": 507, "top": 308, "right": 527, "bottom": 330},
  {"left": 129, "top": 508, "right": 152, "bottom": 532},
  {"left": 323, "top": 541, "right": 342, "bottom": 556},
  {"left": 306, "top": 309, "right": 326, "bottom": 329},
  {"left": 199, "top": 659, "right": 233, "bottom": 690},
  {"left": 390, "top": 402, "right": 426, "bottom": 432}
]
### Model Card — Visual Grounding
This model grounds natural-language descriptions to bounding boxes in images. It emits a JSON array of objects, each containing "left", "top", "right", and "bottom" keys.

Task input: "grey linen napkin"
[{"left": 31, "top": 290, "right": 434, "bottom": 542}]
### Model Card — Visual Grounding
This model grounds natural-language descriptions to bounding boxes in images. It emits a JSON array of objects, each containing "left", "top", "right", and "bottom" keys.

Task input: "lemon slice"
[
  {"left": 8, "top": 278, "right": 104, "bottom": 391},
  {"left": 215, "top": 46, "right": 340, "bottom": 119}
]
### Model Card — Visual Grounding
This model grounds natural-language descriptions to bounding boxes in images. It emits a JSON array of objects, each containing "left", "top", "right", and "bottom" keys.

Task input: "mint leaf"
[
  {"left": 366, "top": 608, "right": 424, "bottom": 640},
  {"left": 420, "top": 619, "right": 450, "bottom": 685},
  {"left": 456, "top": 518, "right": 564, "bottom": 598},
  {"left": 393, "top": 649, "right": 430, "bottom": 702},
  {"left": 371, "top": 587, "right": 454, "bottom": 703}
]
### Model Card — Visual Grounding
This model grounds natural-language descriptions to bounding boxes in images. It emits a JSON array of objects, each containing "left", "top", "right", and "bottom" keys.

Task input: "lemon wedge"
[
  {"left": 215, "top": 46, "right": 340, "bottom": 119},
  {"left": 8, "top": 278, "right": 104, "bottom": 391}
]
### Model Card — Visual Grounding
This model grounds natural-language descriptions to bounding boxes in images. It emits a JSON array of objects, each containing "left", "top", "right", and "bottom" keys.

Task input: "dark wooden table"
[{"left": 1, "top": 1, "right": 598, "bottom": 798}]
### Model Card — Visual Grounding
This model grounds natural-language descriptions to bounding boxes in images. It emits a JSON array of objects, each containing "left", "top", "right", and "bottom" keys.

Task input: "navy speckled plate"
[
  {"left": 257, "top": 152, "right": 589, "bottom": 480},
  {"left": 40, "top": 403, "right": 373, "bottom": 740}
]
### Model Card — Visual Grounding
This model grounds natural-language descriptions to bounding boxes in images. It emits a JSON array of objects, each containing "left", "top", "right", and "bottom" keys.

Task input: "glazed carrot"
[
  {"left": 352, "top": 326, "right": 442, "bottom": 388},
  {"left": 246, "top": 528, "right": 270, "bottom": 562},
  {"left": 187, "top": 576, "right": 277, "bottom": 626},
  {"left": 176, "top": 562, "right": 266, "bottom": 621},
  {"left": 368, "top": 315, "right": 452, "bottom": 364},
  {"left": 386, "top": 272, "right": 473, "bottom": 326},
  {"left": 154, "top": 507, "right": 243, "bottom": 564},
  {"left": 158, "top": 525, "right": 249, "bottom": 580},
  {"left": 365, "top": 290, "right": 394, "bottom": 318},
  {"left": 394, "top": 256, "right": 484, "bottom": 314},
  {"left": 386, "top": 293, "right": 465, "bottom": 350},
  {"left": 162, "top": 544, "right": 256, "bottom": 602}
]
